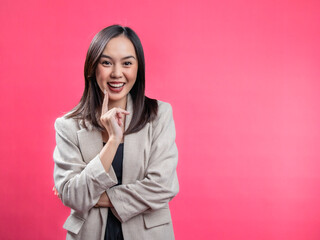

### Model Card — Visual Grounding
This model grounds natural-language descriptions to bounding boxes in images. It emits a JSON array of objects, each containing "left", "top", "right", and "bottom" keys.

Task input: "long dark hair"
[{"left": 66, "top": 25, "right": 158, "bottom": 134}]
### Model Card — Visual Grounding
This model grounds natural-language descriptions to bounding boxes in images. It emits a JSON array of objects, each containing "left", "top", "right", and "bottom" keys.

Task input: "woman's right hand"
[
  {"left": 100, "top": 90, "right": 130, "bottom": 143},
  {"left": 94, "top": 192, "right": 113, "bottom": 208}
]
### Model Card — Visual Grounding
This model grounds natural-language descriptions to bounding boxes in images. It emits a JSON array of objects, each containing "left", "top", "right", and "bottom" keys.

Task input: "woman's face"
[{"left": 95, "top": 35, "right": 138, "bottom": 106}]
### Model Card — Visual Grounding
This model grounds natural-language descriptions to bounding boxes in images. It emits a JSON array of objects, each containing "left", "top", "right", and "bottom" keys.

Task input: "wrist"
[{"left": 107, "top": 136, "right": 122, "bottom": 145}]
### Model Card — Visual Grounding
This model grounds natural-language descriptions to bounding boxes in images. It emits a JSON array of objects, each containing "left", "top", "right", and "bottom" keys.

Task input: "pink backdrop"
[{"left": 1, "top": 0, "right": 320, "bottom": 239}]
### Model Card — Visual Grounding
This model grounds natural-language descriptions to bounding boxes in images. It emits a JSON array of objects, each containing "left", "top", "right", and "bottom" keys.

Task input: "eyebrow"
[{"left": 100, "top": 54, "right": 136, "bottom": 60}]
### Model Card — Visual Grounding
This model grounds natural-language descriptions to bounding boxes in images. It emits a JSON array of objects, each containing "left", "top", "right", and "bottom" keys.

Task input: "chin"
[{"left": 108, "top": 93, "right": 127, "bottom": 102}]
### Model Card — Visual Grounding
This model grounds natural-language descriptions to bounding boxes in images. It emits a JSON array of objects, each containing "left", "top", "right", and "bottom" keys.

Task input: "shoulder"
[
  {"left": 156, "top": 100, "right": 173, "bottom": 118},
  {"left": 150, "top": 100, "right": 176, "bottom": 140},
  {"left": 152, "top": 100, "right": 175, "bottom": 128},
  {"left": 54, "top": 113, "right": 83, "bottom": 140}
]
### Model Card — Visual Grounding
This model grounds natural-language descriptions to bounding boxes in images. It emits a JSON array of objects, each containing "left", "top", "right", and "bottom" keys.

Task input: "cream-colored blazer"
[{"left": 53, "top": 95, "right": 179, "bottom": 240}]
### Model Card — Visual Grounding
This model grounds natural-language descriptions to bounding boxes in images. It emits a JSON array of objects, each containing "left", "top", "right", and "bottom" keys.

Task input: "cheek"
[
  {"left": 96, "top": 65, "right": 104, "bottom": 78},
  {"left": 127, "top": 68, "right": 138, "bottom": 82},
  {"left": 96, "top": 67, "right": 107, "bottom": 82}
]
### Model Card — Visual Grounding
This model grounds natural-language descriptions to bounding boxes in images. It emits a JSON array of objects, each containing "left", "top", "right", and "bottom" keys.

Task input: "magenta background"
[{"left": 1, "top": 0, "right": 320, "bottom": 239}]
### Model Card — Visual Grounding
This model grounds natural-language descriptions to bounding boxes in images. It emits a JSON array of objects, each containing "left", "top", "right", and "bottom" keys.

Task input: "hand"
[
  {"left": 100, "top": 90, "right": 130, "bottom": 143},
  {"left": 52, "top": 186, "right": 61, "bottom": 199},
  {"left": 94, "top": 192, "right": 113, "bottom": 208}
]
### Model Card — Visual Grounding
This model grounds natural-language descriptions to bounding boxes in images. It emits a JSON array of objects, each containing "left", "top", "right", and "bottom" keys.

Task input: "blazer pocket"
[
  {"left": 63, "top": 214, "right": 85, "bottom": 234},
  {"left": 143, "top": 207, "right": 172, "bottom": 229}
]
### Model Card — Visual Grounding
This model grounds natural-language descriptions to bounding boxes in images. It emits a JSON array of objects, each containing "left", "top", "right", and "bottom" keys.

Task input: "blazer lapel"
[
  {"left": 122, "top": 94, "right": 147, "bottom": 184},
  {"left": 123, "top": 94, "right": 134, "bottom": 184},
  {"left": 77, "top": 127, "right": 103, "bottom": 164},
  {"left": 124, "top": 93, "right": 133, "bottom": 132}
]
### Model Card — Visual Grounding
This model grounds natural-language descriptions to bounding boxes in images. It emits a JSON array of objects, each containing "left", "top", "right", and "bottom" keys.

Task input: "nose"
[{"left": 111, "top": 65, "right": 122, "bottom": 78}]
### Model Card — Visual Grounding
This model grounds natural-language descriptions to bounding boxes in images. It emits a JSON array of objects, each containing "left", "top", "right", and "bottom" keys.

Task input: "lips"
[{"left": 107, "top": 82, "right": 125, "bottom": 93}]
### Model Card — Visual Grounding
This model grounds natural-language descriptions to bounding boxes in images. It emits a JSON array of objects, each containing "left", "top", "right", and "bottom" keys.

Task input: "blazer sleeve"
[
  {"left": 53, "top": 117, "right": 118, "bottom": 214},
  {"left": 106, "top": 102, "right": 179, "bottom": 222}
]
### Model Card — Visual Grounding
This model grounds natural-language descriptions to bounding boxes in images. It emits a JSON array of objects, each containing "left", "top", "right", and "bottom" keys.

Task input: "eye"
[
  {"left": 123, "top": 61, "right": 132, "bottom": 66},
  {"left": 101, "top": 61, "right": 111, "bottom": 66}
]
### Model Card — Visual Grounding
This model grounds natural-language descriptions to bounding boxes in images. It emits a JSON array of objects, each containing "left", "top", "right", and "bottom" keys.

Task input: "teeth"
[{"left": 108, "top": 83, "right": 125, "bottom": 88}]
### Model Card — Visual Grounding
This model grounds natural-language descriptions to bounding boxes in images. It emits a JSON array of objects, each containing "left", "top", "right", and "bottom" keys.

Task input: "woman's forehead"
[{"left": 102, "top": 35, "right": 136, "bottom": 59}]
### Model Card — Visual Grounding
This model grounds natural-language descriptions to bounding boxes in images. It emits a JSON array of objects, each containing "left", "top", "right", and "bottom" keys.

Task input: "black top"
[{"left": 103, "top": 142, "right": 124, "bottom": 240}]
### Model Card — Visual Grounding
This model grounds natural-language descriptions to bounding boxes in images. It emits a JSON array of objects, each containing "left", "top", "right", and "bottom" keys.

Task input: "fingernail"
[{"left": 104, "top": 89, "right": 106, "bottom": 94}]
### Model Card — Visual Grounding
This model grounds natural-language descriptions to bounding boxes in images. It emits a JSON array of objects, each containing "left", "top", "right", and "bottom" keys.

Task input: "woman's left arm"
[{"left": 106, "top": 103, "right": 179, "bottom": 223}]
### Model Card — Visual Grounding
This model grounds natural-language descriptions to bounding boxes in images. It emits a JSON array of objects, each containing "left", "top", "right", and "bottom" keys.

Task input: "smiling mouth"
[
  {"left": 107, "top": 82, "right": 126, "bottom": 93},
  {"left": 107, "top": 82, "right": 125, "bottom": 88}
]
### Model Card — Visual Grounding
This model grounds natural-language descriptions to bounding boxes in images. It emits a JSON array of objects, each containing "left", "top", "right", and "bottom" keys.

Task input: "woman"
[{"left": 53, "top": 25, "right": 179, "bottom": 240}]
